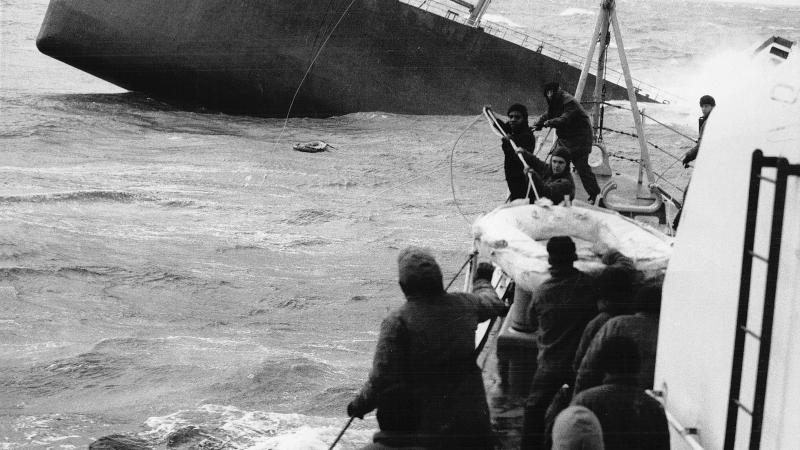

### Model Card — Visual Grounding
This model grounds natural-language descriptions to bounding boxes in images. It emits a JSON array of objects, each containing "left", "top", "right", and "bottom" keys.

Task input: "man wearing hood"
[
  {"left": 534, "top": 82, "right": 601, "bottom": 204},
  {"left": 348, "top": 247, "right": 508, "bottom": 449},
  {"left": 500, "top": 103, "right": 538, "bottom": 201}
]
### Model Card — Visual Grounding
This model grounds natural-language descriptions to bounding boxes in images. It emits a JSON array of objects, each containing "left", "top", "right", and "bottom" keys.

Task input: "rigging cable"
[
  {"left": 601, "top": 127, "right": 683, "bottom": 162},
  {"left": 584, "top": 100, "right": 698, "bottom": 143},
  {"left": 270, "top": 0, "right": 359, "bottom": 155}
]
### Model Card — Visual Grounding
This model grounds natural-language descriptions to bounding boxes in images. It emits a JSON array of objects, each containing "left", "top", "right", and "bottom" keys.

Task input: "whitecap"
[
  {"left": 559, "top": 7, "right": 594, "bottom": 16},
  {"left": 482, "top": 13, "right": 523, "bottom": 29},
  {"left": 144, "top": 404, "right": 375, "bottom": 449}
]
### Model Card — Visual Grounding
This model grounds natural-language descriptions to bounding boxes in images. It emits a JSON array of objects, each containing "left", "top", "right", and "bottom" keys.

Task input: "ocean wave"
[
  {"left": 284, "top": 208, "right": 338, "bottom": 225},
  {"left": 0, "top": 240, "right": 44, "bottom": 259},
  {"left": 210, "top": 356, "right": 343, "bottom": 407},
  {"left": 4, "top": 352, "right": 132, "bottom": 396},
  {"left": 286, "top": 237, "right": 332, "bottom": 248},
  {"left": 0, "top": 190, "right": 145, "bottom": 204},
  {"left": 482, "top": 13, "right": 523, "bottom": 28},
  {"left": 157, "top": 198, "right": 199, "bottom": 208},
  {"left": 0, "top": 189, "right": 204, "bottom": 209},
  {"left": 0, "top": 265, "right": 128, "bottom": 283}
]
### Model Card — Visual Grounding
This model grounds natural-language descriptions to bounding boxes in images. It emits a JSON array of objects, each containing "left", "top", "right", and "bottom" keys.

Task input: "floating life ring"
[{"left": 292, "top": 141, "right": 330, "bottom": 153}]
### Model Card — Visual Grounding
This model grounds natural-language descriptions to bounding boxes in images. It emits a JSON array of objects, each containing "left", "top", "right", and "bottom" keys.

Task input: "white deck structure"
[{"left": 655, "top": 39, "right": 799, "bottom": 449}]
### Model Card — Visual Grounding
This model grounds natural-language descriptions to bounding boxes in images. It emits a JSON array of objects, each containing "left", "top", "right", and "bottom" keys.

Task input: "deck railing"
[{"left": 402, "top": 0, "right": 674, "bottom": 104}]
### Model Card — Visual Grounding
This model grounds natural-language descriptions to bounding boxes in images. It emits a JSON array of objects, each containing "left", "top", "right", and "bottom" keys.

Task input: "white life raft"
[{"left": 472, "top": 200, "right": 673, "bottom": 291}]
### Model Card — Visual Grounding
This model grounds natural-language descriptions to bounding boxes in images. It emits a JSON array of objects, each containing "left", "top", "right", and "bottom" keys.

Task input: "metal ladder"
[{"left": 724, "top": 149, "right": 800, "bottom": 449}]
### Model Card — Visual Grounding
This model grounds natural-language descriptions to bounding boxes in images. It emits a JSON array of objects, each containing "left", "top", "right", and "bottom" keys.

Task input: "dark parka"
[
  {"left": 572, "top": 374, "right": 670, "bottom": 450},
  {"left": 501, "top": 121, "right": 537, "bottom": 201},
  {"left": 350, "top": 248, "right": 507, "bottom": 449},
  {"left": 358, "top": 431, "right": 429, "bottom": 450},
  {"left": 682, "top": 114, "right": 709, "bottom": 166},
  {"left": 534, "top": 87, "right": 601, "bottom": 199},
  {"left": 572, "top": 250, "right": 636, "bottom": 373},
  {"left": 521, "top": 260, "right": 598, "bottom": 449},
  {"left": 574, "top": 312, "right": 660, "bottom": 395},
  {"left": 533, "top": 90, "right": 593, "bottom": 155},
  {"left": 526, "top": 266, "right": 598, "bottom": 375},
  {"left": 525, "top": 150, "right": 576, "bottom": 204}
]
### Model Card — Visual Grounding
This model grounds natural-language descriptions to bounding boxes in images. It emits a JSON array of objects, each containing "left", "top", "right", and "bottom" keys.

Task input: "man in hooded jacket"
[
  {"left": 348, "top": 247, "right": 508, "bottom": 449},
  {"left": 534, "top": 82, "right": 601, "bottom": 204}
]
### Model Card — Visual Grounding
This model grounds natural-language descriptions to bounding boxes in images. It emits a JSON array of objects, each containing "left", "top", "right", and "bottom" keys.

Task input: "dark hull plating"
[{"left": 37, "top": 0, "right": 647, "bottom": 116}]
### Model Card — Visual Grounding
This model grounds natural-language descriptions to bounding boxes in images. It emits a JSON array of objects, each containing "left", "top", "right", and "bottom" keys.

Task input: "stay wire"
[
  {"left": 584, "top": 100, "right": 698, "bottom": 143},
  {"left": 601, "top": 127, "right": 682, "bottom": 162},
  {"left": 270, "top": 0, "right": 358, "bottom": 156}
]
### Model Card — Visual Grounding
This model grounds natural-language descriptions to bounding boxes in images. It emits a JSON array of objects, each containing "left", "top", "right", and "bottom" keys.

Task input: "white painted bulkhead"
[{"left": 655, "top": 47, "right": 800, "bottom": 449}]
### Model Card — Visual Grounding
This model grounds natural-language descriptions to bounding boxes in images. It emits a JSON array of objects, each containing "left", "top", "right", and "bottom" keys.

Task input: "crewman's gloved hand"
[
  {"left": 347, "top": 400, "right": 366, "bottom": 419},
  {"left": 544, "top": 120, "right": 555, "bottom": 128},
  {"left": 682, "top": 151, "right": 695, "bottom": 168},
  {"left": 475, "top": 262, "right": 495, "bottom": 282}
]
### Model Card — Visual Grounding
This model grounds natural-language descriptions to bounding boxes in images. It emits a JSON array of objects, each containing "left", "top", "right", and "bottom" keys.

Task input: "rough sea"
[{"left": 1, "top": 0, "right": 799, "bottom": 448}]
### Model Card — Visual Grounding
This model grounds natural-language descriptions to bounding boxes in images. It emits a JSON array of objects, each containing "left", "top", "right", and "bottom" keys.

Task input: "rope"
[
  {"left": 367, "top": 119, "right": 484, "bottom": 202},
  {"left": 367, "top": 115, "right": 495, "bottom": 207},
  {"left": 270, "top": 0, "right": 359, "bottom": 155},
  {"left": 450, "top": 114, "right": 484, "bottom": 226}
]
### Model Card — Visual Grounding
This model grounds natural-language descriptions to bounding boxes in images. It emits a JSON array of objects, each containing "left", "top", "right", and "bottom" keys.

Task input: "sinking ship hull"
[{"left": 37, "top": 0, "right": 649, "bottom": 116}]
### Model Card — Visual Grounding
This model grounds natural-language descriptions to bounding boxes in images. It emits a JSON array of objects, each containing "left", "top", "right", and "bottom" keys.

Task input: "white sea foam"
[
  {"left": 559, "top": 7, "right": 594, "bottom": 16},
  {"left": 144, "top": 404, "right": 375, "bottom": 449},
  {"left": 482, "top": 13, "right": 523, "bottom": 28},
  {"left": 654, "top": 46, "right": 761, "bottom": 124}
]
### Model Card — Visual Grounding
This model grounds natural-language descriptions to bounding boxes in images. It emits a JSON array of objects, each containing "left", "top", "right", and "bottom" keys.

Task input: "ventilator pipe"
[{"left": 600, "top": 181, "right": 663, "bottom": 214}]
